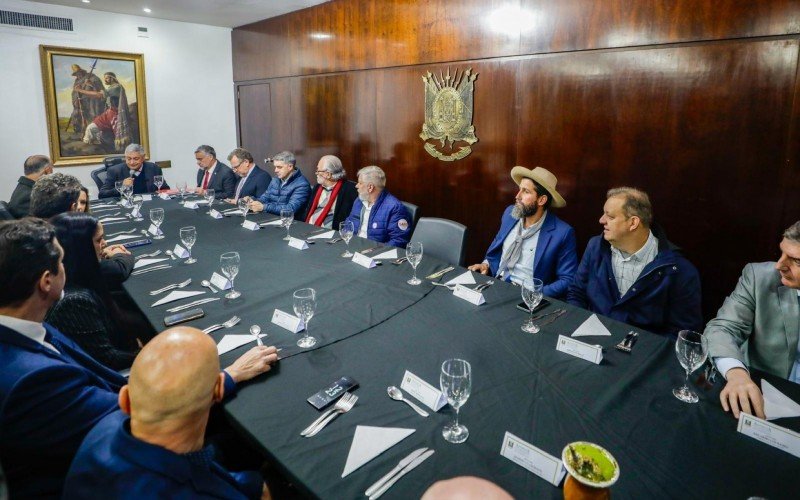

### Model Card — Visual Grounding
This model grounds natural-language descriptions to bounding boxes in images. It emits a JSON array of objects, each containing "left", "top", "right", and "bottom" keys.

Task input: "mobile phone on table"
[
  {"left": 164, "top": 308, "right": 204, "bottom": 326},
  {"left": 516, "top": 298, "right": 550, "bottom": 314}
]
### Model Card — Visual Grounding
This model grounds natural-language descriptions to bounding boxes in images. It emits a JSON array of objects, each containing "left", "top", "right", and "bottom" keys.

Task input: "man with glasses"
[
  {"left": 193, "top": 145, "right": 236, "bottom": 199},
  {"left": 299, "top": 155, "right": 358, "bottom": 229},
  {"left": 224, "top": 148, "right": 271, "bottom": 203},
  {"left": 248, "top": 151, "right": 311, "bottom": 217},
  {"left": 99, "top": 144, "right": 168, "bottom": 199}
]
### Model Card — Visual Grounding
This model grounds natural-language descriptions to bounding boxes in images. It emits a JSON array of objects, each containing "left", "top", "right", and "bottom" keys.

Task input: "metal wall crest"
[{"left": 419, "top": 67, "right": 478, "bottom": 161}]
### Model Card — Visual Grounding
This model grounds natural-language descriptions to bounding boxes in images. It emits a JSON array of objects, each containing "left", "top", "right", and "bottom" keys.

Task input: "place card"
[
  {"left": 556, "top": 335, "right": 603, "bottom": 364},
  {"left": 352, "top": 252, "right": 377, "bottom": 269},
  {"left": 208, "top": 209, "right": 223, "bottom": 219},
  {"left": 453, "top": 284, "right": 485, "bottom": 305},
  {"left": 184, "top": 201, "right": 199, "bottom": 209},
  {"left": 737, "top": 413, "right": 800, "bottom": 458},
  {"left": 271, "top": 309, "right": 304, "bottom": 333},
  {"left": 147, "top": 224, "right": 163, "bottom": 236},
  {"left": 209, "top": 272, "right": 232, "bottom": 290},
  {"left": 142, "top": 194, "right": 153, "bottom": 201},
  {"left": 400, "top": 370, "right": 446, "bottom": 411},
  {"left": 172, "top": 244, "right": 190, "bottom": 258},
  {"left": 242, "top": 220, "right": 260, "bottom": 231},
  {"left": 500, "top": 432, "right": 566, "bottom": 486},
  {"left": 288, "top": 237, "right": 309, "bottom": 250}
]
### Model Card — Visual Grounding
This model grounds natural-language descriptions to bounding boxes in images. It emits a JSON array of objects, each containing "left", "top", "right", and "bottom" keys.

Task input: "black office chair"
[
  {"left": 0, "top": 201, "right": 15, "bottom": 221},
  {"left": 90, "top": 155, "right": 125, "bottom": 191},
  {"left": 411, "top": 217, "right": 467, "bottom": 266},
  {"left": 401, "top": 201, "right": 420, "bottom": 232}
]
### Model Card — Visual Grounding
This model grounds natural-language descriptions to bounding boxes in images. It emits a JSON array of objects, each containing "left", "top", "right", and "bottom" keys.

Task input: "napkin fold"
[
  {"left": 445, "top": 271, "right": 476, "bottom": 286},
  {"left": 134, "top": 258, "right": 169, "bottom": 269},
  {"left": 105, "top": 234, "right": 141, "bottom": 244},
  {"left": 341, "top": 426, "right": 416, "bottom": 478},
  {"left": 373, "top": 248, "right": 399, "bottom": 260},
  {"left": 98, "top": 217, "right": 127, "bottom": 223},
  {"left": 762, "top": 379, "right": 800, "bottom": 420},
  {"left": 217, "top": 334, "right": 266, "bottom": 355},
  {"left": 150, "top": 290, "right": 205, "bottom": 307},
  {"left": 308, "top": 230, "right": 336, "bottom": 240},
  {"left": 571, "top": 314, "right": 612, "bottom": 337},
  {"left": 261, "top": 219, "right": 283, "bottom": 226}
]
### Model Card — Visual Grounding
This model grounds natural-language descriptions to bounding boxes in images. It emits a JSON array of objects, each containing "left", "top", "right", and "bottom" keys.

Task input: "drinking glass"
[
  {"left": 339, "top": 220, "right": 354, "bottom": 258},
  {"left": 179, "top": 226, "right": 197, "bottom": 264},
  {"left": 204, "top": 188, "right": 215, "bottom": 213},
  {"left": 281, "top": 209, "right": 294, "bottom": 241},
  {"left": 293, "top": 288, "right": 318, "bottom": 348},
  {"left": 220, "top": 252, "right": 241, "bottom": 299},
  {"left": 405, "top": 242, "right": 423, "bottom": 285},
  {"left": 520, "top": 278, "right": 544, "bottom": 333},
  {"left": 177, "top": 181, "right": 187, "bottom": 204},
  {"left": 121, "top": 184, "right": 133, "bottom": 208},
  {"left": 154, "top": 175, "right": 164, "bottom": 192},
  {"left": 673, "top": 330, "right": 708, "bottom": 403},
  {"left": 114, "top": 180, "right": 123, "bottom": 198},
  {"left": 237, "top": 198, "right": 250, "bottom": 226},
  {"left": 440, "top": 359, "right": 472, "bottom": 444},
  {"left": 149, "top": 208, "right": 165, "bottom": 240},
  {"left": 131, "top": 195, "right": 144, "bottom": 221}
]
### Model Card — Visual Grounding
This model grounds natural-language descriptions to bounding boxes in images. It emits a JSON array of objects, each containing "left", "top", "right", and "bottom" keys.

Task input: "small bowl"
[{"left": 561, "top": 441, "right": 620, "bottom": 489}]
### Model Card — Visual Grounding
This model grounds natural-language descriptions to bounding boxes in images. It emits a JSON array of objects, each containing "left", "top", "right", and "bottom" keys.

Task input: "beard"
[
  {"left": 511, "top": 200, "right": 538, "bottom": 219},
  {"left": 358, "top": 192, "right": 369, "bottom": 203}
]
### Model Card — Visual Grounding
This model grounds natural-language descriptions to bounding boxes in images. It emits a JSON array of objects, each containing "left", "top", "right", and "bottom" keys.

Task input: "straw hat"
[{"left": 510, "top": 166, "right": 566, "bottom": 208}]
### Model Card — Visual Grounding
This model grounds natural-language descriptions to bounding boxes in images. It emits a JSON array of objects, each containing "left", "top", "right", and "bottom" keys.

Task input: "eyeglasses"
[{"left": 315, "top": 170, "right": 329, "bottom": 175}]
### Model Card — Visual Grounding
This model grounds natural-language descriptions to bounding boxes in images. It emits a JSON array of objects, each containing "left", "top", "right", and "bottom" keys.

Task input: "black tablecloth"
[{"left": 116, "top": 198, "right": 798, "bottom": 499}]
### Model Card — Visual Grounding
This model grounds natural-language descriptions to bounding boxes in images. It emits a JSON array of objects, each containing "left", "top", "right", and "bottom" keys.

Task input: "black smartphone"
[
  {"left": 123, "top": 238, "right": 152, "bottom": 249},
  {"left": 164, "top": 308, "right": 205, "bottom": 326},
  {"left": 516, "top": 299, "right": 551, "bottom": 314},
  {"left": 307, "top": 376, "right": 359, "bottom": 410}
]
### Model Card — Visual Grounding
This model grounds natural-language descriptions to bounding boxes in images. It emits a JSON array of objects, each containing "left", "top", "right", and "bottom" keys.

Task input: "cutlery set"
[
  {"left": 365, "top": 447, "right": 435, "bottom": 499},
  {"left": 201, "top": 316, "right": 241, "bottom": 334}
]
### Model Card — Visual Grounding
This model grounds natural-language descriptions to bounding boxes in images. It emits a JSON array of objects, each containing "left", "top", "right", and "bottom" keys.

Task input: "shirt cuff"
[
  {"left": 714, "top": 357, "right": 748, "bottom": 380},
  {"left": 222, "top": 370, "right": 238, "bottom": 401}
]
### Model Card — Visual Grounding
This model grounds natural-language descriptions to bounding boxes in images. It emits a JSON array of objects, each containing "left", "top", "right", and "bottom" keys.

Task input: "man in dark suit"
[
  {"left": 225, "top": 148, "right": 271, "bottom": 202},
  {"left": 194, "top": 145, "right": 237, "bottom": 199},
  {"left": 8, "top": 155, "right": 53, "bottom": 218},
  {"left": 300, "top": 155, "right": 358, "bottom": 229},
  {"left": 98, "top": 144, "right": 169, "bottom": 198}
]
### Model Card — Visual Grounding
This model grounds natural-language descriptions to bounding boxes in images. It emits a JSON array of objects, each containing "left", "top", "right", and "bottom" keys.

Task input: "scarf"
[{"left": 305, "top": 180, "right": 343, "bottom": 226}]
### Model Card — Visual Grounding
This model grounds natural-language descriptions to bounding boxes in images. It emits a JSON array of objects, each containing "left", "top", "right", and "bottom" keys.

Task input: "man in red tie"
[
  {"left": 300, "top": 155, "right": 358, "bottom": 229},
  {"left": 194, "top": 145, "right": 237, "bottom": 199}
]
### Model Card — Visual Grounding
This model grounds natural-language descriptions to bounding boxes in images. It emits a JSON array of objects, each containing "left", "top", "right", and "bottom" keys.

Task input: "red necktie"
[{"left": 202, "top": 170, "right": 210, "bottom": 189}]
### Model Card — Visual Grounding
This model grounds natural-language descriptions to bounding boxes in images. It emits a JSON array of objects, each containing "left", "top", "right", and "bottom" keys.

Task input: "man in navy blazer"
[
  {"left": 194, "top": 145, "right": 237, "bottom": 199},
  {"left": 98, "top": 143, "right": 169, "bottom": 198},
  {"left": 225, "top": 148, "right": 271, "bottom": 202},
  {"left": 469, "top": 167, "right": 577, "bottom": 299}
]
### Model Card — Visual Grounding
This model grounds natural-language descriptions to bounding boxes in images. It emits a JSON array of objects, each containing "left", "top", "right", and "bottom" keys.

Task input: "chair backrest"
[
  {"left": 90, "top": 156, "right": 123, "bottom": 191},
  {"left": 401, "top": 201, "right": 420, "bottom": 232},
  {"left": 411, "top": 217, "right": 467, "bottom": 266},
  {"left": 0, "top": 201, "right": 15, "bottom": 221}
]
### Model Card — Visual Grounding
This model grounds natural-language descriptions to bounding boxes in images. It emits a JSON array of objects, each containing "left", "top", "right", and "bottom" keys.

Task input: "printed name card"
[
  {"left": 142, "top": 194, "right": 153, "bottom": 201},
  {"left": 208, "top": 209, "right": 223, "bottom": 219},
  {"left": 209, "top": 272, "right": 232, "bottom": 290},
  {"left": 352, "top": 252, "right": 377, "bottom": 269},
  {"left": 184, "top": 201, "right": 199, "bottom": 209},
  {"left": 288, "top": 237, "right": 309, "bottom": 250},
  {"left": 452, "top": 284, "right": 486, "bottom": 305},
  {"left": 130, "top": 207, "right": 142, "bottom": 218},
  {"left": 172, "top": 244, "right": 190, "bottom": 259},
  {"left": 158, "top": 193, "right": 171, "bottom": 200},
  {"left": 147, "top": 224, "right": 163, "bottom": 236},
  {"left": 500, "top": 432, "right": 566, "bottom": 486},
  {"left": 556, "top": 335, "right": 603, "bottom": 365},
  {"left": 242, "top": 220, "right": 260, "bottom": 231},
  {"left": 271, "top": 309, "right": 304, "bottom": 333},
  {"left": 400, "top": 370, "right": 447, "bottom": 411},
  {"left": 737, "top": 413, "right": 800, "bottom": 458}
]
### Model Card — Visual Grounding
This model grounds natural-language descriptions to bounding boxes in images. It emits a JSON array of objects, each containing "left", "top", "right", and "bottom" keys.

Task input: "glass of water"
[
  {"left": 204, "top": 188, "right": 215, "bottom": 213},
  {"left": 149, "top": 208, "right": 164, "bottom": 240},
  {"left": 293, "top": 287, "right": 318, "bottom": 348},
  {"left": 405, "top": 242, "right": 423, "bottom": 285},
  {"left": 154, "top": 175, "right": 164, "bottom": 192},
  {"left": 237, "top": 198, "right": 250, "bottom": 226},
  {"left": 520, "top": 278, "right": 544, "bottom": 333},
  {"left": 131, "top": 195, "right": 144, "bottom": 221},
  {"left": 220, "top": 252, "right": 241, "bottom": 299},
  {"left": 339, "top": 220, "right": 354, "bottom": 258},
  {"left": 440, "top": 359, "right": 472, "bottom": 444},
  {"left": 281, "top": 209, "right": 294, "bottom": 241},
  {"left": 179, "top": 226, "right": 197, "bottom": 264},
  {"left": 673, "top": 330, "right": 708, "bottom": 403},
  {"left": 177, "top": 181, "right": 187, "bottom": 204}
]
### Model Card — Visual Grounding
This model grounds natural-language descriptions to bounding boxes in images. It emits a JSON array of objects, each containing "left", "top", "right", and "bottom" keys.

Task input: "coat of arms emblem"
[{"left": 419, "top": 68, "right": 478, "bottom": 161}]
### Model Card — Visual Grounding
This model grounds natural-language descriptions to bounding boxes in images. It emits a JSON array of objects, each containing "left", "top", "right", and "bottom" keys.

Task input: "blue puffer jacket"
[
  {"left": 567, "top": 228, "right": 702, "bottom": 337},
  {"left": 256, "top": 169, "right": 311, "bottom": 216},
  {"left": 345, "top": 190, "right": 411, "bottom": 248}
]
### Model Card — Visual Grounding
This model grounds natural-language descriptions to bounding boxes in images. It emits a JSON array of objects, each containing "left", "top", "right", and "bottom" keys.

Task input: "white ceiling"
[{"left": 25, "top": 0, "right": 330, "bottom": 28}]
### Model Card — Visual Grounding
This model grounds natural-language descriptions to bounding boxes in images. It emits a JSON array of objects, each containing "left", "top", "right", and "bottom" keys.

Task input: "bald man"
[
  {"left": 64, "top": 327, "right": 271, "bottom": 499},
  {"left": 422, "top": 476, "right": 513, "bottom": 500}
]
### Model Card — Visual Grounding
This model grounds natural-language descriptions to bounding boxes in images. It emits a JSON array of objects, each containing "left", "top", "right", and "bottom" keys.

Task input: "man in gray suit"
[{"left": 705, "top": 220, "right": 800, "bottom": 419}]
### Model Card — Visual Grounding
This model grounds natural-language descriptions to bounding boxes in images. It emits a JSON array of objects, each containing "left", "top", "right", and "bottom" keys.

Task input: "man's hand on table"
[
  {"left": 720, "top": 367, "right": 765, "bottom": 419},
  {"left": 468, "top": 263, "right": 490, "bottom": 275},
  {"left": 224, "top": 345, "right": 279, "bottom": 383}
]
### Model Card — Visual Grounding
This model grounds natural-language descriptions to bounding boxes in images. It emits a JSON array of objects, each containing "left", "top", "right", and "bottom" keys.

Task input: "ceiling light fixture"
[
  {"left": 81, "top": 0, "right": 90, "bottom": 3},
  {"left": 143, "top": 7, "right": 152, "bottom": 13}
]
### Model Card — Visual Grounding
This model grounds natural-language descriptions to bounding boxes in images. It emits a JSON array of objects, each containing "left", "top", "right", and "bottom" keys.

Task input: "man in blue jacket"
[
  {"left": 567, "top": 187, "right": 702, "bottom": 337},
  {"left": 345, "top": 165, "right": 411, "bottom": 248},
  {"left": 468, "top": 166, "right": 577, "bottom": 299},
  {"left": 98, "top": 143, "right": 170, "bottom": 198},
  {"left": 249, "top": 150, "right": 311, "bottom": 217}
]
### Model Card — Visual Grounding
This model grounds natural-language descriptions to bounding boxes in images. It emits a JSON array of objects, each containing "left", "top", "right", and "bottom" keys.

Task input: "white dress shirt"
[
  {"left": 309, "top": 186, "right": 337, "bottom": 228},
  {"left": 358, "top": 201, "right": 373, "bottom": 238},
  {"left": 0, "top": 314, "right": 59, "bottom": 353},
  {"left": 498, "top": 214, "right": 546, "bottom": 285},
  {"left": 610, "top": 230, "right": 658, "bottom": 296},
  {"left": 234, "top": 165, "right": 254, "bottom": 200}
]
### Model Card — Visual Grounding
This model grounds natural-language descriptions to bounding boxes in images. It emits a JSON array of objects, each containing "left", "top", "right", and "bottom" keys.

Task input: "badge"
[
  {"left": 372, "top": 222, "right": 377, "bottom": 229},
  {"left": 420, "top": 67, "right": 478, "bottom": 162},
  {"left": 398, "top": 219, "right": 409, "bottom": 231}
]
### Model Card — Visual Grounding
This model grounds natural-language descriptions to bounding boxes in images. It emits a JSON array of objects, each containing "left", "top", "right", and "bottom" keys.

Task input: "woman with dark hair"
[{"left": 45, "top": 212, "right": 138, "bottom": 369}]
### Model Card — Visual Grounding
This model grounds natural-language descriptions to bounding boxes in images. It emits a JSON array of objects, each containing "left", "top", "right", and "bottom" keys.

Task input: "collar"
[
  {"left": 0, "top": 314, "right": 46, "bottom": 346},
  {"left": 19, "top": 176, "right": 36, "bottom": 187},
  {"left": 130, "top": 169, "right": 141, "bottom": 177},
  {"left": 206, "top": 162, "right": 217, "bottom": 176},
  {"left": 611, "top": 230, "right": 657, "bottom": 261}
]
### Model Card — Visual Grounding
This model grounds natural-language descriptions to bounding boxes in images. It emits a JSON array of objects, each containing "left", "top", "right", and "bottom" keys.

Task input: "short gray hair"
[
  {"left": 29, "top": 173, "right": 83, "bottom": 219},
  {"left": 125, "top": 143, "right": 145, "bottom": 155},
  {"left": 784, "top": 221, "right": 800, "bottom": 243},
  {"left": 228, "top": 148, "right": 253, "bottom": 163},
  {"left": 273, "top": 151, "right": 296, "bottom": 166},
  {"left": 357, "top": 166, "right": 386, "bottom": 189},
  {"left": 607, "top": 187, "right": 653, "bottom": 228},
  {"left": 195, "top": 145, "right": 216, "bottom": 158},
  {"left": 319, "top": 155, "right": 346, "bottom": 181}
]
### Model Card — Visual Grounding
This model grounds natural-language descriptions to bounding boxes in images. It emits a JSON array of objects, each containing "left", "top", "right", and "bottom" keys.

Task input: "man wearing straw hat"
[{"left": 468, "top": 166, "right": 577, "bottom": 299}]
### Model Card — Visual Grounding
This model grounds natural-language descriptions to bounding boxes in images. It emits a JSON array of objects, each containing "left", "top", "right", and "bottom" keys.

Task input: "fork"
[
  {"left": 149, "top": 278, "right": 192, "bottom": 295},
  {"left": 135, "top": 250, "right": 163, "bottom": 260},
  {"left": 201, "top": 316, "right": 241, "bottom": 334},
  {"left": 302, "top": 392, "right": 358, "bottom": 437},
  {"left": 474, "top": 279, "right": 495, "bottom": 292}
]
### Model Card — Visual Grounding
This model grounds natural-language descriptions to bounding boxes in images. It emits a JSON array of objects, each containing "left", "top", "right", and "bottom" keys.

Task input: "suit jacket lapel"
[{"left": 777, "top": 286, "right": 800, "bottom": 372}]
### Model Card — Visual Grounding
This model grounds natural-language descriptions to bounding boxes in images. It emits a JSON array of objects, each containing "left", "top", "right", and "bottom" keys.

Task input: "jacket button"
[
  {"left": 632, "top": 288, "right": 637, "bottom": 292},
  {"left": 673, "top": 266, "right": 677, "bottom": 270}
]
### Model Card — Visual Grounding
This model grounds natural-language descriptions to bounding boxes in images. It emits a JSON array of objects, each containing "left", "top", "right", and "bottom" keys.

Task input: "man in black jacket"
[
  {"left": 8, "top": 155, "right": 53, "bottom": 218},
  {"left": 194, "top": 145, "right": 236, "bottom": 199},
  {"left": 98, "top": 144, "right": 169, "bottom": 199}
]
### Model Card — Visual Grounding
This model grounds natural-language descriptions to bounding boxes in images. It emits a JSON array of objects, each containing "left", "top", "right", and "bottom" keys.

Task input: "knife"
[
  {"left": 426, "top": 266, "right": 454, "bottom": 280},
  {"left": 131, "top": 264, "right": 172, "bottom": 275},
  {"left": 538, "top": 309, "right": 567, "bottom": 326},
  {"left": 364, "top": 448, "right": 429, "bottom": 497},
  {"left": 369, "top": 449, "right": 435, "bottom": 499},
  {"left": 166, "top": 297, "right": 220, "bottom": 313}
]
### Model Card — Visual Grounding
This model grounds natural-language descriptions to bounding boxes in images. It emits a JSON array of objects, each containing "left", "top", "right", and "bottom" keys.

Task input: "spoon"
[
  {"left": 250, "top": 325, "right": 263, "bottom": 346},
  {"left": 201, "top": 280, "right": 219, "bottom": 294},
  {"left": 387, "top": 386, "right": 428, "bottom": 417},
  {"left": 166, "top": 250, "right": 176, "bottom": 260}
]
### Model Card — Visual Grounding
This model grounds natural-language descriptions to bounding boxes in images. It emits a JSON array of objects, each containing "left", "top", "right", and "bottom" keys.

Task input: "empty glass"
[
  {"left": 220, "top": 252, "right": 241, "bottom": 299},
  {"left": 154, "top": 175, "right": 164, "bottom": 192},
  {"left": 339, "top": 220, "right": 354, "bottom": 258},
  {"left": 114, "top": 180, "right": 123, "bottom": 199},
  {"left": 120, "top": 184, "right": 133, "bottom": 208},
  {"left": 440, "top": 359, "right": 472, "bottom": 444},
  {"left": 406, "top": 242, "right": 423, "bottom": 285},
  {"left": 149, "top": 208, "right": 164, "bottom": 240},
  {"left": 281, "top": 209, "right": 294, "bottom": 241},
  {"left": 204, "top": 188, "right": 215, "bottom": 213},
  {"left": 177, "top": 181, "right": 188, "bottom": 204},
  {"left": 237, "top": 198, "right": 250, "bottom": 226},
  {"left": 673, "top": 330, "right": 708, "bottom": 403},
  {"left": 131, "top": 195, "right": 144, "bottom": 221},
  {"left": 520, "top": 278, "right": 544, "bottom": 333},
  {"left": 179, "top": 226, "right": 197, "bottom": 264},
  {"left": 293, "top": 288, "right": 318, "bottom": 348}
]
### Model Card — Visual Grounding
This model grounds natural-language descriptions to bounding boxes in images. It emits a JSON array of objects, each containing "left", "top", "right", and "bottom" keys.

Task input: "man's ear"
[
  {"left": 119, "top": 385, "right": 132, "bottom": 415},
  {"left": 213, "top": 372, "right": 225, "bottom": 404},
  {"left": 628, "top": 216, "right": 641, "bottom": 232},
  {"left": 38, "top": 270, "right": 53, "bottom": 296}
]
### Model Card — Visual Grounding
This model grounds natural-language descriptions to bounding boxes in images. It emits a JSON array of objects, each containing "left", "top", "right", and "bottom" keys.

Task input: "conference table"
[{"left": 108, "top": 196, "right": 797, "bottom": 499}]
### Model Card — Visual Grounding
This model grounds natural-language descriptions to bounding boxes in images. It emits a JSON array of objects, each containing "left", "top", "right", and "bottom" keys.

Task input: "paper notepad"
[
  {"left": 445, "top": 271, "right": 476, "bottom": 286},
  {"left": 763, "top": 379, "right": 800, "bottom": 420},
  {"left": 373, "top": 248, "right": 399, "bottom": 260},
  {"left": 571, "top": 314, "right": 612, "bottom": 337},
  {"left": 341, "top": 426, "right": 415, "bottom": 478},
  {"left": 134, "top": 258, "right": 169, "bottom": 270},
  {"left": 150, "top": 290, "right": 205, "bottom": 307},
  {"left": 217, "top": 334, "right": 266, "bottom": 355}
]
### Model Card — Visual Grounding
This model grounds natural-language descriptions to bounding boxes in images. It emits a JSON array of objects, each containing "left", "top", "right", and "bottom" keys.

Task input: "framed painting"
[{"left": 39, "top": 45, "right": 150, "bottom": 166}]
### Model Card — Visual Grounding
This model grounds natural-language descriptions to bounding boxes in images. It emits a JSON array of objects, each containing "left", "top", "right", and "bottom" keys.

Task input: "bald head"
[{"left": 421, "top": 477, "right": 513, "bottom": 500}]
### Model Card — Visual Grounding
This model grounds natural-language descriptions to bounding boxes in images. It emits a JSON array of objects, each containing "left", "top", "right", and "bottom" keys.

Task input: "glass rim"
[
  {"left": 441, "top": 358, "right": 471, "bottom": 375},
  {"left": 220, "top": 251, "right": 240, "bottom": 258},
  {"left": 677, "top": 330, "right": 705, "bottom": 344},
  {"left": 293, "top": 287, "right": 316, "bottom": 298}
]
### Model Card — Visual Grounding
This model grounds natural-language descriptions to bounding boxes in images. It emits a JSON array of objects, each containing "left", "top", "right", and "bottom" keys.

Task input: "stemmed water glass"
[
  {"left": 220, "top": 252, "right": 241, "bottom": 299},
  {"left": 204, "top": 189, "right": 216, "bottom": 213},
  {"left": 520, "top": 278, "right": 544, "bottom": 333},
  {"left": 120, "top": 184, "right": 133, "bottom": 208},
  {"left": 339, "top": 220, "right": 354, "bottom": 257},
  {"left": 179, "top": 226, "right": 197, "bottom": 264},
  {"left": 114, "top": 181, "right": 123, "bottom": 201},
  {"left": 177, "top": 181, "right": 188, "bottom": 204},
  {"left": 131, "top": 195, "right": 144, "bottom": 221},
  {"left": 293, "top": 288, "right": 318, "bottom": 348},
  {"left": 154, "top": 175, "right": 164, "bottom": 192},
  {"left": 238, "top": 198, "right": 250, "bottom": 226},
  {"left": 673, "top": 330, "right": 709, "bottom": 403},
  {"left": 440, "top": 359, "right": 472, "bottom": 444},
  {"left": 406, "top": 242, "right": 423, "bottom": 285},
  {"left": 149, "top": 208, "right": 164, "bottom": 240},
  {"left": 281, "top": 209, "right": 294, "bottom": 241}
]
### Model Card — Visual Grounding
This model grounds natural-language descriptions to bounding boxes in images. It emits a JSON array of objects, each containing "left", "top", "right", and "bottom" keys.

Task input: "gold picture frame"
[{"left": 39, "top": 45, "right": 150, "bottom": 166}]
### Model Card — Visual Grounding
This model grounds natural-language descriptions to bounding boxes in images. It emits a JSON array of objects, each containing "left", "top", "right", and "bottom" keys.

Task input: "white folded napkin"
[
  {"left": 762, "top": 379, "right": 800, "bottom": 420},
  {"left": 308, "top": 230, "right": 336, "bottom": 240},
  {"left": 445, "top": 271, "right": 476, "bottom": 286},
  {"left": 98, "top": 217, "right": 127, "bottom": 222},
  {"left": 341, "top": 426, "right": 416, "bottom": 478},
  {"left": 261, "top": 219, "right": 283, "bottom": 226},
  {"left": 105, "top": 234, "right": 141, "bottom": 244},
  {"left": 150, "top": 290, "right": 205, "bottom": 307},
  {"left": 134, "top": 258, "right": 169, "bottom": 269},
  {"left": 224, "top": 209, "right": 243, "bottom": 215},
  {"left": 571, "top": 314, "right": 612, "bottom": 337},
  {"left": 373, "top": 248, "right": 399, "bottom": 260},
  {"left": 217, "top": 334, "right": 266, "bottom": 355}
]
